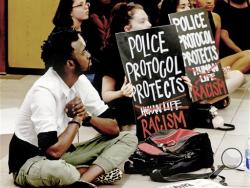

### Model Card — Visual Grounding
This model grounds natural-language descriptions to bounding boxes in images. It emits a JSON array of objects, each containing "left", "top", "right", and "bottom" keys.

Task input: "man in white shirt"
[{"left": 8, "top": 29, "right": 138, "bottom": 188}]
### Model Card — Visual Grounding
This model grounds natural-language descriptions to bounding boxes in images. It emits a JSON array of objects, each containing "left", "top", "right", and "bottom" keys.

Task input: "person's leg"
[
  {"left": 220, "top": 50, "right": 250, "bottom": 73},
  {"left": 224, "top": 70, "right": 245, "bottom": 93},
  {"left": 220, "top": 52, "right": 244, "bottom": 67},
  {"left": 230, "top": 52, "right": 250, "bottom": 73},
  {"left": 62, "top": 132, "right": 138, "bottom": 182},
  {"left": 14, "top": 156, "right": 80, "bottom": 187},
  {"left": 81, "top": 132, "right": 137, "bottom": 182},
  {"left": 92, "top": 132, "right": 138, "bottom": 173},
  {"left": 207, "top": 70, "right": 244, "bottom": 107}
]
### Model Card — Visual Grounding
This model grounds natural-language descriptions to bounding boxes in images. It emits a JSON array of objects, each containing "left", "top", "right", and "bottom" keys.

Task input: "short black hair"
[
  {"left": 41, "top": 29, "right": 79, "bottom": 73},
  {"left": 53, "top": 0, "right": 74, "bottom": 27}
]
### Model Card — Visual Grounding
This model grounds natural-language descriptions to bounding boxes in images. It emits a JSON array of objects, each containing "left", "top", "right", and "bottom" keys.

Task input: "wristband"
[
  {"left": 82, "top": 115, "right": 92, "bottom": 126},
  {"left": 68, "top": 120, "right": 81, "bottom": 128}
]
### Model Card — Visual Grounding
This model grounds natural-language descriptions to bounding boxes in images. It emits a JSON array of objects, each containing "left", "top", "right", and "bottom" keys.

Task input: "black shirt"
[
  {"left": 102, "top": 43, "right": 136, "bottom": 126},
  {"left": 214, "top": 0, "right": 250, "bottom": 55}
]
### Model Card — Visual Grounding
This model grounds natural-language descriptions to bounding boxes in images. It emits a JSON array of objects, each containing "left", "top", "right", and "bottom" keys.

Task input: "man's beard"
[
  {"left": 230, "top": 0, "right": 247, "bottom": 4},
  {"left": 74, "top": 60, "right": 85, "bottom": 76},
  {"left": 75, "top": 68, "right": 84, "bottom": 76},
  {"left": 74, "top": 59, "right": 92, "bottom": 76}
]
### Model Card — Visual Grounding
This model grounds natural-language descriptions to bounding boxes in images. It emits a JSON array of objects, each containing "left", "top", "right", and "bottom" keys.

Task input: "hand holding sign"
[
  {"left": 116, "top": 25, "right": 192, "bottom": 140},
  {"left": 181, "top": 76, "right": 192, "bottom": 92},
  {"left": 168, "top": 8, "right": 228, "bottom": 102},
  {"left": 121, "top": 77, "right": 134, "bottom": 98}
]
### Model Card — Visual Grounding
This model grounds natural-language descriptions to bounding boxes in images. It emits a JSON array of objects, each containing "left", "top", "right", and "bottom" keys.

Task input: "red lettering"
[
  {"left": 192, "top": 79, "right": 227, "bottom": 101},
  {"left": 173, "top": 111, "right": 187, "bottom": 128},
  {"left": 192, "top": 86, "right": 202, "bottom": 101},
  {"left": 149, "top": 117, "right": 159, "bottom": 132},
  {"left": 167, "top": 113, "right": 175, "bottom": 128},
  {"left": 140, "top": 111, "right": 188, "bottom": 139},
  {"left": 216, "top": 79, "right": 227, "bottom": 94},
  {"left": 161, "top": 114, "right": 168, "bottom": 130},
  {"left": 213, "top": 81, "right": 220, "bottom": 95},
  {"left": 205, "top": 83, "right": 213, "bottom": 97},
  {"left": 155, "top": 115, "right": 164, "bottom": 130},
  {"left": 141, "top": 119, "right": 152, "bottom": 139}
]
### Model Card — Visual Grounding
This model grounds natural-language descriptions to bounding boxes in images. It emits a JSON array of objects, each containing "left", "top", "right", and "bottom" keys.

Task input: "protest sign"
[
  {"left": 115, "top": 25, "right": 192, "bottom": 141},
  {"left": 169, "top": 8, "right": 228, "bottom": 102}
]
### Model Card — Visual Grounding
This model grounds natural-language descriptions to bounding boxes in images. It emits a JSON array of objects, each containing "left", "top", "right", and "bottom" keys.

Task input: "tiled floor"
[{"left": 0, "top": 74, "right": 250, "bottom": 188}]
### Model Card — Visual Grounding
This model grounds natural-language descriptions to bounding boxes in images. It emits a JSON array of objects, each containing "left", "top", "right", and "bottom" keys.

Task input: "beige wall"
[{"left": 8, "top": 0, "right": 59, "bottom": 69}]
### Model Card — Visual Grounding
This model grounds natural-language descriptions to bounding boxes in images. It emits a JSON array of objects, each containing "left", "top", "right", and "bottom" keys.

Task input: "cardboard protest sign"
[
  {"left": 169, "top": 8, "right": 228, "bottom": 102},
  {"left": 115, "top": 25, "right": 192, "bottom": 141}
]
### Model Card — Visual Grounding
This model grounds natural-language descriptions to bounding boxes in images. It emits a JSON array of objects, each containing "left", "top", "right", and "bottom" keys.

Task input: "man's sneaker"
[{"left": 94, "top": 168, "right": 123, "bottom": 184}]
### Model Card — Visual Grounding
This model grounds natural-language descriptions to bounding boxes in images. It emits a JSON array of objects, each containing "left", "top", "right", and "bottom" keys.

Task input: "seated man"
[{"left": 8, "top": 29, "right": 138, "bottom": 188}]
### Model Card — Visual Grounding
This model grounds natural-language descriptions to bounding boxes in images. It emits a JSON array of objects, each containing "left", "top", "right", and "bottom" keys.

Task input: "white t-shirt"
[{"left": 15, "top": 68, "right": 108, "bottom": 147}]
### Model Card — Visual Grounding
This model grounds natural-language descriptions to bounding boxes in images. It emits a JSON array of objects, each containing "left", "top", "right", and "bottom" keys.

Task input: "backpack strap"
[
  {"left": 215, "top": 123, "right": 235, "bottom": 131},
  {"left": 150, "top": 169, "right": 212, "bottom": 182}
]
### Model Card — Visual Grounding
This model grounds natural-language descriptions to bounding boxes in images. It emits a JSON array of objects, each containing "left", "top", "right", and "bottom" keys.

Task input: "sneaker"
[{"left": 94, "top": 168, "right": 123, "bottom": 184}]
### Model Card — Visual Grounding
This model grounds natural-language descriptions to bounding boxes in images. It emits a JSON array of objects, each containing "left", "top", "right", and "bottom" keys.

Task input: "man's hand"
[{"left": 65, "top": 96, "right": 88, "bottom": 121}]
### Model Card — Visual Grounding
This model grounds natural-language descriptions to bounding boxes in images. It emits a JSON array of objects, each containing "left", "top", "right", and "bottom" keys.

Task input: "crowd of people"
[{"left": 8, "top": 0, "right": 250, "bottom": 187}]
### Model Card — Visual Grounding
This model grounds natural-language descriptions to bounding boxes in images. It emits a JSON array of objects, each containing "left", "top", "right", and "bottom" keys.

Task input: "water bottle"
[{"left": 246, "top": 138, "right": 250, "bottom": 174}]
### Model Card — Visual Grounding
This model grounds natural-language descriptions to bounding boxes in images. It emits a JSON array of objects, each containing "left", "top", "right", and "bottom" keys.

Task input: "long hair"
[
  {"left": 53, "top": 0, "right": 74, "bottom": 27},
  {"left": 158, "top": 0, "right": 180, "bottom": 25},
  {"left": 105, "top": 2, "right": 144, "bottom": 47},
  {"left": 41, "top": 29, "right": 79, "bottom": 73}
]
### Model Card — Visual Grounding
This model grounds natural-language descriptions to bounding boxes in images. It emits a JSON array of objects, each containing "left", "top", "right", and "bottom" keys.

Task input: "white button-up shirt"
[{"left": 15, "top": 68, "right": 108, "bottom": 147}]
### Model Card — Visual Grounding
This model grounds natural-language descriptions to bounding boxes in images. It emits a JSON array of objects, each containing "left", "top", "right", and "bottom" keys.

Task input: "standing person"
[
  {"left": 196, "top": 0, "right": 250, "bottom": 73},
  {"left": 8, "top": 15, "right": 138, "bottom": 188},
  {"left": 214, "top": 0, "right": 250, "bottom": 57},
  {"left": 158, "top": 0, "right": 245, "bottom": 108},
  {"left": 101, "top": 2, "right": 152, "bottom": 132}
]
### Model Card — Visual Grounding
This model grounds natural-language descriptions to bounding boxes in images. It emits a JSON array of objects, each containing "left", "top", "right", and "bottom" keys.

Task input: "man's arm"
[
  {"left": 43, "top": 97, "right": 86, "bottom": 159},
  {"left": 85, "top": 109, "right": 120, "bottom": 137},
  {"left": 44, "top": 117, "right": 81, "bottom": 159}
]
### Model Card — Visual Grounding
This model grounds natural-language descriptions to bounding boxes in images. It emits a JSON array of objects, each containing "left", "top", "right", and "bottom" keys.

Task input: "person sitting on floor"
[
  {"left": 195, "top": 0, "right": 250, "bottom": 73},
  {"left": 157, "top": 0, "right": 245, "bottom": 109},
  {"left": 8, "top": 28, "right": 138, "bottom": 188}
]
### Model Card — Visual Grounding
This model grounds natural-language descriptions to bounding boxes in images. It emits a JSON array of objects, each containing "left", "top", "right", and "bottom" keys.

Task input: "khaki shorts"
[{"left": 14, "top": 156, "right": 80, "bottom": 187}]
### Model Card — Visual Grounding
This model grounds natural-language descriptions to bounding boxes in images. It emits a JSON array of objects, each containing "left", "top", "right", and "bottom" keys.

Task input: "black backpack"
[{"left": 124, "top": 129, "right": 214, "bottom": 182}]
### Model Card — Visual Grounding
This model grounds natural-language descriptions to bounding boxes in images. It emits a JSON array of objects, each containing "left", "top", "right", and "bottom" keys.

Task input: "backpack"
[{"left": 124, "top": 129, "right": 214, "bottom": 182}]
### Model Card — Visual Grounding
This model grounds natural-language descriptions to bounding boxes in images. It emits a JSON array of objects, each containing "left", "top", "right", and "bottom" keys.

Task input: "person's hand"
[
  {"left": 120, "top": 77, "right": 134, "bottom": 98},
  {"left": 222, "top": 66, "right": 231, "bottom": 74},
  {"left": 65, "top": 96, "right": 88, "bottom": 121},
  {"left": 222, "top": 66, "right": 231, "bottom": 79},
  {"left": 181, "top": 76, "right": 192, "bottom": 92}
]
